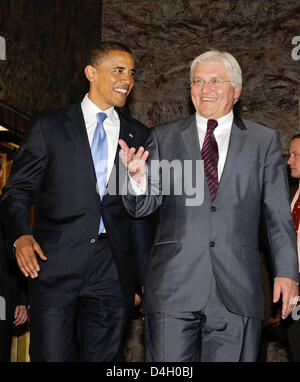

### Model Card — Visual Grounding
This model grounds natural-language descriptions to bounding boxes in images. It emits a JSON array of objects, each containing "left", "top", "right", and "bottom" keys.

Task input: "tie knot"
[
  {"left": 207, "top": 119, "right": 218, "bottom": 132},
  {"left": 97, "top": 112, "right": 107, "bottom": 124}
]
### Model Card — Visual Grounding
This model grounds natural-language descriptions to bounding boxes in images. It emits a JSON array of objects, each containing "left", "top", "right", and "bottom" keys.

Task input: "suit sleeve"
[
  {"left": 0, "top": 116, "right": 48, "bottom": 245},
  {"left": 262, "top": 131, "right": 299, "bottom": 281},
  {"left": 122, "top": 128, "right": 163, "bottom": 218}
]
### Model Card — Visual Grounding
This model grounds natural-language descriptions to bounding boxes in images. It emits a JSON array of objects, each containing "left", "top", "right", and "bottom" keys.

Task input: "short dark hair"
[
  {"left": 292, "top": 133, "right": 300, "bottom": 140},
  {"left": 86, "top": 41, "right": 133, "bottom": 68}
]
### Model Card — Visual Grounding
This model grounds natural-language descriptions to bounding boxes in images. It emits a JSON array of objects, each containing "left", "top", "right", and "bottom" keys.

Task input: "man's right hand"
[
  {"left": 119, "top": 139, "right": 149, "bottom": 185},
  {"left": 15, "top": 235, "right": 47, "bottom": 278}
]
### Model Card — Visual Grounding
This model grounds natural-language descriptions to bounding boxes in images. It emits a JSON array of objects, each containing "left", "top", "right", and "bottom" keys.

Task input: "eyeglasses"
[{"left": 191, "top": 78, "right": 233, "bottom": 88}]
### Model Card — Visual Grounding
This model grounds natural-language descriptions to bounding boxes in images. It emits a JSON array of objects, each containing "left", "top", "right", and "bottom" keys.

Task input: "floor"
[{"left": 267, "top": 340, "right": 290, "bottom": 362}]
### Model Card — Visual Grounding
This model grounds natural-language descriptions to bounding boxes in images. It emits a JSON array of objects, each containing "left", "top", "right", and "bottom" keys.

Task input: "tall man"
[
  {"left": 119, "top": 50, "right": 299, "bottom": 362},
  {"left": 0, "top": 42, "right": 151, "bottom": 362}
]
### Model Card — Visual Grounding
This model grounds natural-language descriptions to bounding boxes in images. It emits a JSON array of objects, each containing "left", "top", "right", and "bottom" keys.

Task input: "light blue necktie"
[{"left": 91, "top": 112, "right": 108, "bottom": 234}]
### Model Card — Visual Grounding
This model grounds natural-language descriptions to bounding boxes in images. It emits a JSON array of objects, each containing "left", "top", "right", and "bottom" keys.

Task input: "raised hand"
[{"left": 119, "top": 139, "right": 149, "bottom": 185}]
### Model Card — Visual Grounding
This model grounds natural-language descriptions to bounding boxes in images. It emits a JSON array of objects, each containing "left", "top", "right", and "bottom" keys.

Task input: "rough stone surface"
[
  {"left": 102, "top": 0, "right": 300, "bottom": 153},
  {"left": 0, "top": 0, "right": 102, "bottom": 115}
]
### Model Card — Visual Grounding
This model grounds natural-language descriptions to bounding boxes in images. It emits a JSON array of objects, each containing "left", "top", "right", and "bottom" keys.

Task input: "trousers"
[
  {"left": 29, "top": 236, "right": 127, "bottom": 362},
  {"left": 145, "top": 276, "right": 262, "bottom": 362}
]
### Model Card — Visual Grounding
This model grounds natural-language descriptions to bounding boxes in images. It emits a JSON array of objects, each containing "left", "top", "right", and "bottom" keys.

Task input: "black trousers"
[
  {"left": 0, "top": 321, "right": 12, "bottom": 362},
  {"left": 29, "top": 236, "right": 128, "bottom": 362}
]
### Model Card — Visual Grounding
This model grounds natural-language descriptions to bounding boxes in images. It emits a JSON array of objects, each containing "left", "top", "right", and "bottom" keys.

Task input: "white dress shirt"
[
  {"left": 81, "top": 94, "right": 120, "bottom": 232},
  {"left": 81, "top": 93, "right": 120, "bottom": 182},
  {"left": 196, "top": 111, "right": 233, "bottom": 181}
]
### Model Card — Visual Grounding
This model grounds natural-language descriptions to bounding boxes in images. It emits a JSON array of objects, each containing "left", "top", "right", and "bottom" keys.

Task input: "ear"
[
  {"left": 234, "top": 85, "right": 242, "bottom": 100},
  {"left": 84, "top": 65, "right": 97, "bottom": 83}
]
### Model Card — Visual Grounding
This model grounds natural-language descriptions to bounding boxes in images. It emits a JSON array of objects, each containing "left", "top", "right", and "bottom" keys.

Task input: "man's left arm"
[{"left": 262, "top": 131, "right": 299, "bottom": 319}]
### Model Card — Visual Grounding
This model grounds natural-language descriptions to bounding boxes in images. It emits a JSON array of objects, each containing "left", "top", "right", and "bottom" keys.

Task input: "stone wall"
[
  {"left": 1, "top": 0, "right": 299, "bottom": 151},
  {"left": 0, "top": 0, "right": 102, "bottom": 115},
  {"left": 102, "top": 0, "right": 300, "bottom": 152}
]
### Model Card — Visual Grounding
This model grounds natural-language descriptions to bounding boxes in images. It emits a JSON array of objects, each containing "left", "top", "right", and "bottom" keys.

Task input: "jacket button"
[
  {"left": 210, "top": 241, "right": 215, "bottom": 247},
  {"left": 211, "top": 206, "right": 216, "bottom": 212},
  {"left": 90, "top": 239, "right": 96, "bottom": 244}
]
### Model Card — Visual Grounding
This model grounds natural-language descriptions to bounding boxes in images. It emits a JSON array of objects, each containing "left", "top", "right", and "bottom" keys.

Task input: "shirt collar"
[
  {"left": 81, "top": 93, "right": 117, "bottom": 122},
  {"left": 196, "top": 110, "right": 233, "bottom": 131}
]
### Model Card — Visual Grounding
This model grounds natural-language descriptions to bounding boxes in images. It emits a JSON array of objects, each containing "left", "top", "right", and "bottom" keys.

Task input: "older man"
[{"left": 119, "top": 50, "right": 299, "bottom": 362}]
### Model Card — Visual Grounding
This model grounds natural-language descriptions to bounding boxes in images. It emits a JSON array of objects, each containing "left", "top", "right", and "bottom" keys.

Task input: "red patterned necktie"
[
  {"left": 201, "top": 119, "right": 219, "bottom": 199},
  {"left": 292, "top": 193, "right": 300, "bottom": 235}
]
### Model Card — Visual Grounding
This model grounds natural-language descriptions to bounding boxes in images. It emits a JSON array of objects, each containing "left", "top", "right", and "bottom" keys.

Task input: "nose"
[
  {"left": 121, "top": 71, "right": 133, "bottom": 84},
  {"left": 201, "top": 81, "right": 213, "bottom": 93},
  {"left": 287, "top": 154, "right": 293, "bottom": 165}
]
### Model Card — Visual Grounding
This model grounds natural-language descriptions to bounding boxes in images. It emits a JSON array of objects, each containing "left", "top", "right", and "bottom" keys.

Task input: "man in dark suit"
[
  {"left": 0, "top": 41, "right": 151, "bottom": 362},
  {"left": 120, "top": 50, "right": 299, "bottom": 361},
  {"left": 0, "top": 157, "right": 28, "bottom": 362}
]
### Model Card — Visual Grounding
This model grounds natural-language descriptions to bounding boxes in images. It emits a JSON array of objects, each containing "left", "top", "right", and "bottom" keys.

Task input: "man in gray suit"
[{"left": 119, "top": 50, "right": 299, "bottom": 362}]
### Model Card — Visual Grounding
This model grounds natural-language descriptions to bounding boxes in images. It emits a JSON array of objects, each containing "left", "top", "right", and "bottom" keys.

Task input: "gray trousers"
[{"left": 144, "top": 277, "right": 262, "bottom": 362}]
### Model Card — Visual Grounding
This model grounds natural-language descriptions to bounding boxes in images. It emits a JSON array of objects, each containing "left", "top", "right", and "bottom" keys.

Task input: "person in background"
[
  {"left": 286, "top": 133, "right": 300, "bottom": 361},
  {"left": 0, "top": 156, "right": 28, "bottom": 362}
]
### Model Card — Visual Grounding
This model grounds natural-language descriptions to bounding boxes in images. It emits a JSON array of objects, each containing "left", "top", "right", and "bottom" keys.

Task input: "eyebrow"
[
  {"left": 193, "top": 76, "right": 222, "bottom": 79},
  {"left": 112, "top": 66, "right": 136, "bottom": 73}
]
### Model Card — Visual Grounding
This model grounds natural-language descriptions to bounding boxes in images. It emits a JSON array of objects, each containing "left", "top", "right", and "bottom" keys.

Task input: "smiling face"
[
  {"left": 190, "top": 60, "right": 241, "bottom": 120},
  {"left": 288, "top": 138, "right": 300, "bottom": 179},
  {"left": 85, "top": 49, "right": 135, "bottom": 110}
]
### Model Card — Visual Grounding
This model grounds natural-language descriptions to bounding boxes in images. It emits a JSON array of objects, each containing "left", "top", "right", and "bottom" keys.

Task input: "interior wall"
[
  {"left": 0, "top": 0, "right": 102, "bottom": 115},
  {"left": 102, "top": 0, "right": 300, "bottom": 152}
]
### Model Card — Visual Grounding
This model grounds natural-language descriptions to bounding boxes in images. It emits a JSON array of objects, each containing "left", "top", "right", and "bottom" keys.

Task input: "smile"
[
  {"left": 201, "top": 97, "right": 216, "bottom": 101},
  {"left": 114, "top": 88, "right": 128, "bottom": 95}
]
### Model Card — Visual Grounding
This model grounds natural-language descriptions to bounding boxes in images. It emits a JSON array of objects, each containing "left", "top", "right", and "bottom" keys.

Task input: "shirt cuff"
[{"left": 128, "top": 173, "right": 147, "bottom": 195}]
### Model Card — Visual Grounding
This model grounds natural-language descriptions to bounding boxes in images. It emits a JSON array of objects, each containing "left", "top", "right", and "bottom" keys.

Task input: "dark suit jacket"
[
  {"left": 0, "top": 102, "right": 153, "bottom": 309},
  {"left": 0, "top": 224, "right": 27, "bottom": 324},
  {"left": 123, "top": 114, "right": 299, "bottom": 320}
]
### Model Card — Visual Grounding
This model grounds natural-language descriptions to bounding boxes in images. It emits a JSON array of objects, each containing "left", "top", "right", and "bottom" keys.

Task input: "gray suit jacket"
[{"left": 123, "top": 114, "right": 299, "bottom": 320}]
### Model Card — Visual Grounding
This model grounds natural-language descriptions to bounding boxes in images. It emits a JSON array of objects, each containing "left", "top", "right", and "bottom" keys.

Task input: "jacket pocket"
[
  {"left": 153, "top": 240, "right": 179, "bottom": 247},
  {"left": 239, "top": 245, "right": 261, "bottom": 263}
]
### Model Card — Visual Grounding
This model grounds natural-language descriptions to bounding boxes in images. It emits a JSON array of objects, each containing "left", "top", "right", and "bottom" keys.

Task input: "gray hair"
[{"left": 190, "top": 50, "right": 242, "bottom": 88}]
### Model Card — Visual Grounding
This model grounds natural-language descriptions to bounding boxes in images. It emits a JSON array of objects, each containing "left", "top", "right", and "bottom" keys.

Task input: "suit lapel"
[
  {"left": 64, "top": 105, "right": 139, "bottom": 199},
  {"left": 216, "top": 115, "right": 247, "bottom": 199},
  {"left": 117, "top": 109, "right": 137, "bottom": 148},
  {"left": 104, "top": 109, "right": 137, "bottom": 198},
  {"left": 64, "top": 103, "right": 97, "bottom": 188},
  {"left": 179, "top": 115, "right": 201, "bottom": 161}
]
